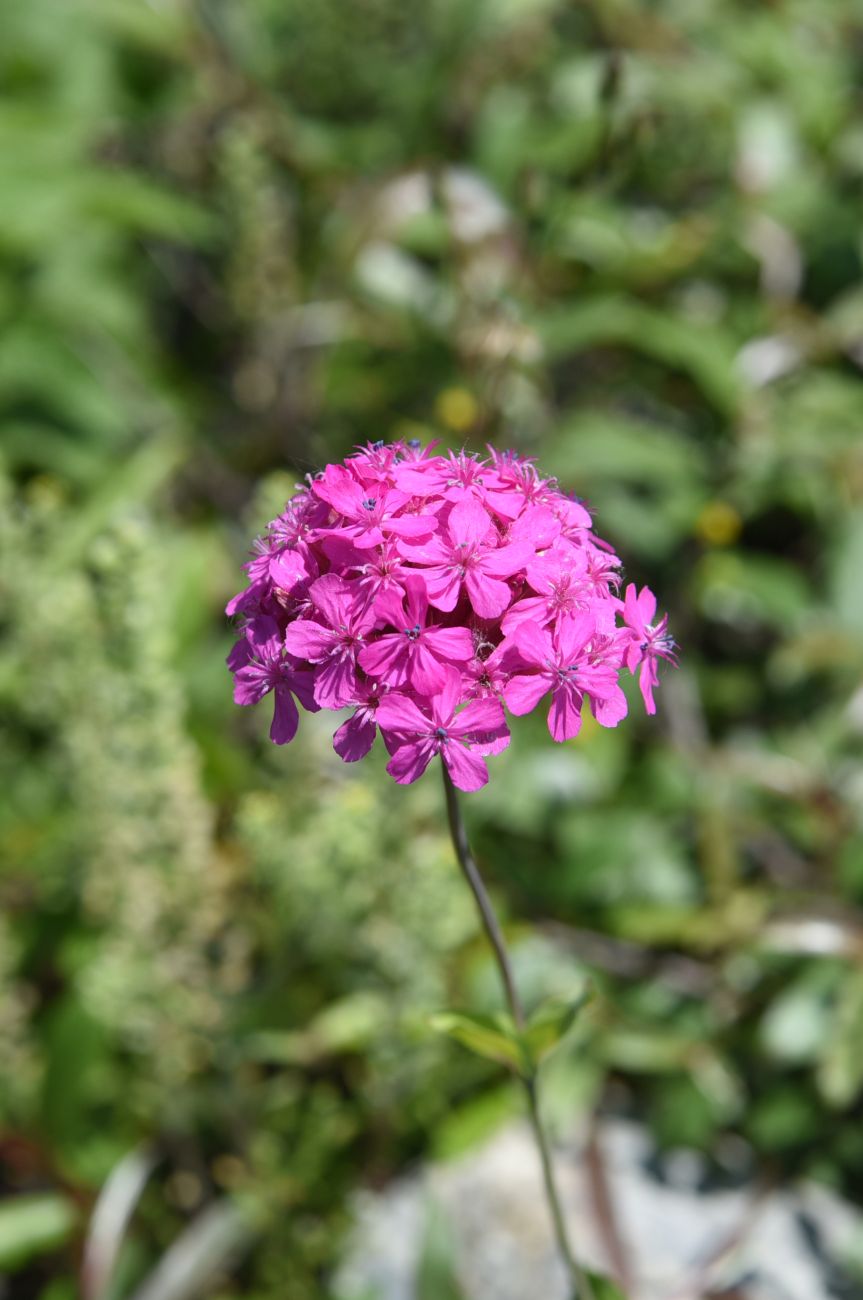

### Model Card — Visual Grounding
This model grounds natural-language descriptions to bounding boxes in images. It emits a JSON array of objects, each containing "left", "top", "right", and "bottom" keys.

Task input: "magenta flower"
[
  {"left": 267, "top": 490, "right": 329, "bottom": 549},
  {"left": 358, "top": 575, "right": 473, "bottom": 694},
  {"left": 268, "top": 547, "right": 316, "bottom": 599},
  {"left": 332, "top": 679, "right": 390, "bottom": 763},
  {"left": 340, "top": 538, "right": 411, "bottom": 607},
  {"left": 399, "top": 498, "right": 534, "bottom": 619},
  {"left": 502, "top": 548, "right": 592, "bottom": 636},
  {"left": 227, "top": 441, "right": 673, "bottom": 786},
  {"left": 503, "top": 614, "right": 627, "bottom": 742},
  {"left": 376, "top": 673, "right": 510, "bottom": 792},
  {"left": 232, "top": 616, "right": 319, "bottom": 744},
  {"left": 225, "top": 441, "right": 675, "bottom": 1300},
  {"left": 486, "top": 448, "right": 569, "bottom": 512},
  {"left": 283, "top": 574, "right": 377, "bottom": 708},
  {"left": 395, "top": 448, "right": 523, "bottom": 520},
  {"left": 463, "top": 639, "right": 510, "bottom": 704},
  {"left": 622, "top": 584, "right": 678, "bottom": 715},
  {"left": 312, "top": 464, "right": 435, "bottom": 549}
]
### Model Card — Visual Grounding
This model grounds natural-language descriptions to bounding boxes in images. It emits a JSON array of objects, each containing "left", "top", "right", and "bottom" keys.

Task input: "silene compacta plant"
[{"left": 228, "top": 440, "right": 675, "bottom": 1299}]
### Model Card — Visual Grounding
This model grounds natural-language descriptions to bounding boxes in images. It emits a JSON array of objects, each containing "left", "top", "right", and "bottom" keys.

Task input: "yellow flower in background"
[
  {"left": 696, "top": 500, "right": 742, "bottom": 547},
  {"left": 435, "top": 387, "right": 479, "bottom": 433}
]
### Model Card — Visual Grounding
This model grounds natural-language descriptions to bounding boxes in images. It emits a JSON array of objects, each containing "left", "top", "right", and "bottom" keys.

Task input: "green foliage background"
[{"left": 2, "top": 0, "right": 863, "bottom": 1295}]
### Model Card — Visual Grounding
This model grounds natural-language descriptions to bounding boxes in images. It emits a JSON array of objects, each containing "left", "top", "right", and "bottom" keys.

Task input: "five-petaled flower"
[
  {"left": 283, "top": 574, "right": 377, "bottom": 708},
  {"left": 398, "top": 498, "right": 535, "bottom": 620},
  {"left": 358, "top": 575, "right": 474, "bottom": 695},
  {"left": 504, "top": 614, "right": 628, "bottom": 742},
  {"left": 232, "top": 615, "right": 319, "bottom": 744},
  {"left": 377, "top": 671, "right": 510, "bottom": 792},
  {"left": 622, "top": 584, "right": 678, "bottom": 715}
]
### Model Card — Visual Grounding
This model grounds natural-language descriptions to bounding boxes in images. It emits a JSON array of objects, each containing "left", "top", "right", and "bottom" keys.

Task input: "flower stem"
[{"left": 441, "top": 764, "right": 596, "bottom": 1300}]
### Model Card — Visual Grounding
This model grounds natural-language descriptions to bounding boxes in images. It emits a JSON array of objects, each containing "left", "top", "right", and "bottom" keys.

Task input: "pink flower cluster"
[{"left": 227, "top": 442, "right": 675, "bottom": 792}]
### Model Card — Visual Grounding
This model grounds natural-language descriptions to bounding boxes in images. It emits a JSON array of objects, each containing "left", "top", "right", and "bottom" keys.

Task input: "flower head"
[{"left": 227, "top": 442, "right": 674, "bottom": 784}]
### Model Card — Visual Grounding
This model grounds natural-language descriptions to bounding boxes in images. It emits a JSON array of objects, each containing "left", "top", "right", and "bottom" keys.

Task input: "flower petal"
[
  {"left": 308, "top": 573, "right": 351, "bottom": 626},
  {"left": 402, "top": 573, "right": 429, "bottom": 626},
  {"left": 270, "top": 688, "right": 300, "bottom": 744},
  {"left": 638, "top": 660, "right": 659, "bottom": 715},
  {"left": 478, "top": 540, "right": 533, "bottom": 579},
  {"left": 290, "top": 670, "right": 321, "bottom": 713},
  {"left": 465, "top": 570, "right": 512, "bottom": 620},
  {"left": 233, "top": 663, "right": 269, "bottom": 707},
  {"left": 246, "top": 615, "right": 282, "bottom": 656},
  {"left": 624, "top": 583, "right": 653, "bottom": 634},
  {"left": 284, "top": 619, "right": 334, "bottom": 662},
  {"left": 383, "top": 514, "right": 437, "bottom": 539},
  {"left": 313, "top": 654, "right": 360, "bottom": 709},
  {"left": 591, "top": 685, "right": 628, "bottom": 728},
  {"left": 503, "top": 672, "right": 549, "bottom": 716},
  {"left": 507, "top": 505, "right": 560, "bottom": 549},
  {"left": 373, "top": 584, "right": 409, "bottom": 629},
  {"left": 408, "top": 641, "right": 449, "bottom": 695},
  {"left": 422, "top": 625, "right": 474, "bottom": 661},
  {"left": 554, "top": 611, "right": 594, "bottom": 666},
  {"left": 397, "top": 537, "right": 449, "bottom": 565},
  {"left": 447, "top": 498, "right": 492, "bottom": 549},
  {"left": 386, "top": 739, "right": 436, "bottom": 784},
  {"left": 513, "top": 621, "right": 554, "bottom": 667},
  {"left": 227, "top": 638, "right": 251, "bottom": 673},
  {"left": 375, "top": 692, "right": 431, "bottom": 736},
  {"left": 449, "top": 697, "right": 507, "bottom": 738},
  {"left": 358, "top": 634, "right": 409, "bottom": 685},
  {"left": 421, "top": 565, "right": 462, "bottom": 612},
  {"left": 333, "top": 711, "right": 377, "bottom": 761},
  {"left": 472, "top": 727, "right": 511, "bottom": 757},
  {"left": 225, "top": 580, "right": 266, "bottom": 618},
  {"left": 312, "top": 464, "right": 363, "bottom": 517},
  {"left": 482, "top": 487, "right": 523, "bottom": 520},
  {"left": 430, "top": 668, "right": 462, "bottom": 727},
  {"left": 269, "top": 551, "right": 308, "bottom": 592},
  {"left": 442, "top": 743, "right": 489, "bottom": 792},
  {"left": 547, "top": 684, "right": 583, "bottom": 742},
  {"left": 501, "top": 596, "right": 551, "bottom": 636}
]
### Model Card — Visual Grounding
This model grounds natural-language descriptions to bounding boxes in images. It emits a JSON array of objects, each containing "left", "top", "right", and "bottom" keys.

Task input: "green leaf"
[
  {"left": 429, "top": 1010, "right": 527, "bottom": 1073},
  {"left": 819, "top": 969, "right": 863, "bottom": 1108},
  {"left": 431, "top": 1083, "right": 521, "bottom": 1160},
  {"left": 82, "top": 0, "right": 191, "bottom": 51},
  {"left": 830, "top": 511, "right": 863, "bottom": 635},
  {"left": 40, "top": 998, "right": 111, "bottom": 1156},
  {"left": 244, "top": 991, "right": 390, "bottom": 1066},
  {"left": 601, "top": 1029, "right": 697, "bottom": 1073},
  {"left": 544, "top": 412, "right": 709, "bottom": 559},
  {"left": 0, "top": 1195, "right": 77, "bottom": 1271},
  {"left": 58, "top": 432, "right": 188, "bottom": 561},
  {"left": 585, "top": 1271, "right": 628, "bottom": 1300},
  {"left": 693, "top": 552, "right": 812, "bottom": 631},
  {"left": 521, "top": 989, "right": 593, "bottom": 1066},
  {"left": 431, "top": 990, "right": 592, "bottom": 1077},
  {"left": 747, "top": 1086, "right": 821, "bottom": 1152},
  {"left": 81, "top": 173, "right": 215, "bottom": 243},
  {"left": 761, "top": 966, "right": 839, "bottom": 1065},
  {"left": 538, "top": 296, "right": 741, "bottom": 417}
]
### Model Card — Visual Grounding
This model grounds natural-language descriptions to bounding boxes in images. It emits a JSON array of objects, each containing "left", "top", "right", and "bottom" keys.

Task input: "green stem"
[{"left": 441, "top": 764, "right": 596, "bottom": 1300}]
